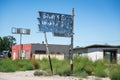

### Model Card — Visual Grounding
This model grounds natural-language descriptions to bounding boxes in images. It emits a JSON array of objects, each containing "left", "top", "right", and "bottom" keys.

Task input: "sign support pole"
[
  {"left": 70, "top": 8, "right": 74, "bottom": 73},
  {"left": 11, "top": 27, "right": 30, "bottom": 60},
  {"left": 44, "top": 32, "right": 53, "bottom": 75},
  {"left": 20, "top": 33, "right": 22, "bottom": 59}
]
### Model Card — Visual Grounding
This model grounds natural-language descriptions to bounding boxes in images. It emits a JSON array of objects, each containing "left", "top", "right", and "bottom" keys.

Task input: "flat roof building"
[
  {"left": 74, "top": 44, "right": 120, "bottom": 64},
  {"left": 12, "top": 43, "right": 70, "bottom": 60}
]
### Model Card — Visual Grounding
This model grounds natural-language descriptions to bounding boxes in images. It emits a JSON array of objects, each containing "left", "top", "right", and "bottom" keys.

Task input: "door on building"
[
  {"left": 25, "top": 50, "right": 29, "bottom": 59},
  {"left": 103, "top": 50, "right": 117, "bottom": 63},
  {"left": 18, "top": 50, "right": 21, "bottom": 59}
]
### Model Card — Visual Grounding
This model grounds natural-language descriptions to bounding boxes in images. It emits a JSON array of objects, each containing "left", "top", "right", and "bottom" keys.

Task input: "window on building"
[
  {"left": 57, "top": 52, "right": 61, "bottom": 54},
  {"left": 51, "top": 52, "right": 54, "bottom": 54},
  {"left": 35, "top": 50, "right": 46, "bottom": 54}
]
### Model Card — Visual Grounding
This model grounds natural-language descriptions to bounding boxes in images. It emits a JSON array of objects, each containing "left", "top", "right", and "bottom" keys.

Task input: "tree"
[
  {"left": 6, "top": 36, "right": 16, "bottom": 51},
  {"left": 0, "top": 36, "right": 9, "bottom": 52},
  {"left": 0, "top": 36, "right": 16, "bottom": 57},
  {"left": 0, "top": 37, "right": 3, "bottom": 52}
]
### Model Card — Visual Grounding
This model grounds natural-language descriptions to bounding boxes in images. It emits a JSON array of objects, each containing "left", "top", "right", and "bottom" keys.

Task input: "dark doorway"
[{"left": 103, "top": 49, "right": 117, "bottom": 63}]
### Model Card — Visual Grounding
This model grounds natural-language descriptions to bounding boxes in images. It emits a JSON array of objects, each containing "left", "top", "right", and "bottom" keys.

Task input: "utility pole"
[{"left": 20, "top": 33, "right": 22, "bottom": 59}]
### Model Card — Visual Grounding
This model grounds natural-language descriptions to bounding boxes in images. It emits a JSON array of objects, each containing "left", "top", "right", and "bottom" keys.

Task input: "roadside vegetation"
[
  {"left": 0, "top": 58, "right": 39, "bottom": 72},
  {"left": 0, "top": 56, "right": 120, "bottom": 80}
]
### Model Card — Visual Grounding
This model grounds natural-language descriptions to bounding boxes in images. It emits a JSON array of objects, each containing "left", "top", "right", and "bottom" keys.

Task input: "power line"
[{"left": 80, "top": 40, "right": 120, "bottom": 43}]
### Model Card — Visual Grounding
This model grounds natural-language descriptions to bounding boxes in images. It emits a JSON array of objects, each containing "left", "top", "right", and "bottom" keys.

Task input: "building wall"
[
  {"left": 12, "top": 43, "right": 69, "bottom": 60},
  {"left": 117, "top": 49, "right": 120, "bottom": 64},
  {"left": 33, "top": 54, "right": 64, "bottom": 60},
  {"left": 12, "top": 45, "right": 19, "bottom": 60},
  {"left": 31, "top": 44, "right": 69, "bottom": 59},
  {"left": 31, "top": 44, "right": 46, "bottom": 54},
  {"left": 87, "top": 48, "right": 103, "bottom": 61},
  {"left": 12, "top": 44, "right": 31, "bottom": 60},
  {"left": 48, "top": 44, "right": 69, "bottom": 59},
  {"left": 22, "top": 44, "right": 31, "bottom": 59},
  {"left": 87, "top": 48, "right": 120, "bottom": 63}
]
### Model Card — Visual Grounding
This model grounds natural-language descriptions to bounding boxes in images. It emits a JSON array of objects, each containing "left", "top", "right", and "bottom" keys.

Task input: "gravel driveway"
[{"left": 0, "top": 71, "right": 110, "bottom": 80}]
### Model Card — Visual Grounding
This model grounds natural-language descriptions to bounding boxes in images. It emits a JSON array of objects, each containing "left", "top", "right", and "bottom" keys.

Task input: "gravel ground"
[{"left": 0, "top": 71, "right": 110, "bottom": 80}]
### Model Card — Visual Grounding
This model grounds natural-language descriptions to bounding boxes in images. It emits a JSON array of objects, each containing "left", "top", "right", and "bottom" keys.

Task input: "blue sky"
[{"left": 0, "top": 0, "right": 120, "bottom": 47}]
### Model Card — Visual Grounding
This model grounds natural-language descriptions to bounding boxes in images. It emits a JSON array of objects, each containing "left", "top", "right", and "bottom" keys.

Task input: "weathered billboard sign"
[{"left": 38, "top": 11, "right": 73, "bottom": 37}]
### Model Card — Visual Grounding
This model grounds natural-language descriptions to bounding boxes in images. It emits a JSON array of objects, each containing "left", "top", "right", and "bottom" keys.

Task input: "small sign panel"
[
  {"left": 12, "top": 27, "right": 30, "bottom": 35},
  {"left": 53, "top": 32, "right": 72, "bottom": 37}
]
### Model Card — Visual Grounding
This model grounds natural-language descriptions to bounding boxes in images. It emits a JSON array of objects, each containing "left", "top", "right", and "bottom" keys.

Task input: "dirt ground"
[{"left": 0, "top": 70, "right": 110, "bottom": 80}]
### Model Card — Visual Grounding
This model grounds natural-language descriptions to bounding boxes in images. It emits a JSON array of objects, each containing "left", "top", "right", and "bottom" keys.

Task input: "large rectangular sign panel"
[{"left": 38, "top": 11, "right": 73, "bottom": 37}]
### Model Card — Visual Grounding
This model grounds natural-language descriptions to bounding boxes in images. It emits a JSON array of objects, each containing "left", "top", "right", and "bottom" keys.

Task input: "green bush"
[
  {"left": 34, "top": 70, "right": 44, "bottom": 76},
  {"left": 39, "top": 58, "right": 50, "bottom": 70},
  {"left": 84, "top": 59, "right": 94, "bottom": 75},
  {"left": 109, "top": 65, "right": 120, "bottom": 80},
  {"left": 24, "top": 64, "right": 34, "bottom": 70},
  {"left": 94, "top": 67, "right": 107, "bottom": 77},
  {"left": 94, "top": 60, "right": 104, "bottom": 67},
  {"left": 73, "top": 56, "right": 94, "bottom": 77},
  {"left": 15, "top": 60, "right": 31, "bottom": 71},
  {"left": 73, "top": 60, "right": 85, "bottom": 77},
  {"left": 84, "top": 64, "right": 94, "bottom": 75},
  {"left": 31, "top": 59, "right": 39, "bottom": 69},
  {"left": 73, "top": 70, "right": 88, "bottom": 78},
  {"left": 110, "top": 70, "right": 120, "bottom": 80},
  {"left": 0, "top": 59, "right": 36, "bottom": 72},
  {"left": 0, "top": 59, "right": 17, "bottom": 72},
  {"left": 94, "top": 60, "right": 107, "bottom": 77},
  {"left": 51, "top": 58, "right": 70, "bottom": 76},
  {"left": 55, "top": 65, "right": 70, "bottom": 76},
  {"left": 34, "top": 70, "right": 50, "bottom": 76}
]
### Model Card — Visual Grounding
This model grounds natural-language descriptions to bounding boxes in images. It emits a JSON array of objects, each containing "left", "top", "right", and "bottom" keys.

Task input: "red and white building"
[{"left": 12, "top": 43, "right": 69, "bottom": 60}]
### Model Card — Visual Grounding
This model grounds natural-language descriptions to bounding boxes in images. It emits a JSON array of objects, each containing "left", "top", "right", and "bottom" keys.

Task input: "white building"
[{"left": 74, "top": 44, "right": 120, "bottom": 64}]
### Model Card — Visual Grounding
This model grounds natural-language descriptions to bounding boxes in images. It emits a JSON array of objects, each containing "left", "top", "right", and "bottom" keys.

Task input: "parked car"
[
  {"left": 0, "top": 52, "right": 5, "bottom": 58},
  {"left": 0, "top": 50, "right": 10, "bottom": 58}
]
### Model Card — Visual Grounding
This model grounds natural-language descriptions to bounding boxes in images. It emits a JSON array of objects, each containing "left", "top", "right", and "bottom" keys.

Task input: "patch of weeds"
[
  {"left": 109, "top": 65, "right": 120, "bottom": 80},
  {"left": 24, "top": 64, "right": 34, "bottom": 70},
  {"left": 0, "top": 59, "right": 17, "bottom": 72},
  {"left": 94, "top": 60, "right": 107, "bottom": 77},
  {"left": 94, "top": 67, "right": 107, "bottom": 77},
  {"left": 34, "top": 70, "right": 50, "bottom": 76},
  {"left": 31, "top": 59, "right": 39, "bottom": 69}
]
